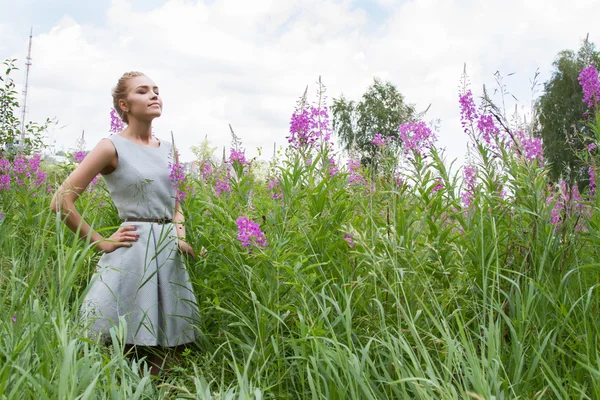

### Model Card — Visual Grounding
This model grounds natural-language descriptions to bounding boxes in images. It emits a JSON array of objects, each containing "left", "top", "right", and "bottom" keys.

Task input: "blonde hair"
[{"left": 111, "top": 71, "right": 145, "bottom": 123}]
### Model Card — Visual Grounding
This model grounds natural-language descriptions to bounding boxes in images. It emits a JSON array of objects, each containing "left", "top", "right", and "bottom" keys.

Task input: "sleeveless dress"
[{"left": 81, "top": 134, "right": 198, "bottom": 346}]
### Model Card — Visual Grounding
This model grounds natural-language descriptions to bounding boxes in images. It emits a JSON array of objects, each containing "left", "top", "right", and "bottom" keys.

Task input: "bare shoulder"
[{"left": 83, "top": 138, "right": 118, "bottom": 174}]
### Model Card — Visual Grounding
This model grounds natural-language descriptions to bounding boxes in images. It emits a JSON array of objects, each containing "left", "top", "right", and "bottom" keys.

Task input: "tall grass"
[{"left": 1, "top": 88, "right": 600, "bottom": 399}]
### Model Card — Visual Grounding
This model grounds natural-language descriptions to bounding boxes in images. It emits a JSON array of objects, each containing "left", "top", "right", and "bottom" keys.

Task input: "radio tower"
[{"left": 20, "top": 28, "right": 33, "bottom": 142}]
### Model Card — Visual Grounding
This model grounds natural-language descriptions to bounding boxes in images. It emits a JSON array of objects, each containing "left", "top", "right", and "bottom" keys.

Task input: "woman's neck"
[{"left": 121, "top": 119, "right": 154, "bottom": 143}]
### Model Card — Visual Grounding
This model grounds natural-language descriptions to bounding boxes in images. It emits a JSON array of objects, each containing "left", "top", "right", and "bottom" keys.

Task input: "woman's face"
[{"left": 121, "top": 75, "right": 163, "bottom": 122}]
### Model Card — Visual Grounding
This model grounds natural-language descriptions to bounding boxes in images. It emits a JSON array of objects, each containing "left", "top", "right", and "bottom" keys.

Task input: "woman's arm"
[{"left": 50, "top": 139, "right": 138, "bottom": 252}]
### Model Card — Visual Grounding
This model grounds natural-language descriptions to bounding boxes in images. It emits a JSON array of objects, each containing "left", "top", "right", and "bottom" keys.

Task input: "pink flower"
[
  {"left": 236, "top": 216, "right": 268, "bottom": 249},
  {"left": 73, "top": 151, "right": 86, "bottom": 163},
  {"left": 267, "top": 178, "right": 283, "bottom": 200},
  {"left": 343, "top": 234, "right": 355, "bottom": 248},
  {"left": 0, "top": 174, "right": 10, "bottom": 190},
  {"left": 578, "top": 65, "right": 600, "bottom": 109},
  {"left": 229, "top": 148, "right": 249, "bottom": 166},
  {"left": 110, "top": 108, "right": 126, "bottom": 133},
  {"left": 398, "top": 121, "right": 437, "bottom": 156},
  {"left": 201, "top": 161, "right": 213, "bottom": 181},
  {"left": 372, "top": 133, "right": 386, "bottom": 147}
]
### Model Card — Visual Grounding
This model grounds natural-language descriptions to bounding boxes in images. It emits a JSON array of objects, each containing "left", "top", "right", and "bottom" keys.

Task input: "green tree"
[
  {"left": 331, "top": 78, "right": 416, "bottom": 164},
  {"left": 536, "top": 40, "right": 600, "bottom": 184},
  {"left": 0, "top": 59, "right": 49, "bottom": 157}
]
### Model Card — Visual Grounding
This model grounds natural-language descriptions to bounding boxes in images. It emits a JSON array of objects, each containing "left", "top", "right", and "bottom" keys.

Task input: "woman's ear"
[{"left": 119, "top": 99, "right": 129, "bottom": 113}]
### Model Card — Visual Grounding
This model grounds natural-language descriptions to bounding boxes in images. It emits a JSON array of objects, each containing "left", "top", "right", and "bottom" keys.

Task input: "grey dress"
[{"left": 82, "top": 134, "right": 198, "bottom": 346}]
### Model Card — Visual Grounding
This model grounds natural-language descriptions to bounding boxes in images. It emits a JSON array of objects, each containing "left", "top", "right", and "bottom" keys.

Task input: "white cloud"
[{"left": 4, "top": 0, "right": 600, "bottom": 168}]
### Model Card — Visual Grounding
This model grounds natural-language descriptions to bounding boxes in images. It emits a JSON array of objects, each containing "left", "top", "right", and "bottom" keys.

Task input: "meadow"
[{"left": 1, "top": 68, "right": 600, "bottom": 399}]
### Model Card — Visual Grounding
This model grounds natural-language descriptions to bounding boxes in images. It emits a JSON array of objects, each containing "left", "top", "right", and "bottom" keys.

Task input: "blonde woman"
[{"left": 51, "top": 72, "right": 198, "bottom": 375}]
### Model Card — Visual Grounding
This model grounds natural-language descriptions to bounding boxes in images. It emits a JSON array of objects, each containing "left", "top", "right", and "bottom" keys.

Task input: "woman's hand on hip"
[{"left": 97, "top": 225, "right": 139, "bottom": 253}]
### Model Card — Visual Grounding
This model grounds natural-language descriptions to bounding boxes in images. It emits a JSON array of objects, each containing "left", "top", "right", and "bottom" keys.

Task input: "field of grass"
[{"left": 1, "top": 79, "right": 600, "bottom": 399}]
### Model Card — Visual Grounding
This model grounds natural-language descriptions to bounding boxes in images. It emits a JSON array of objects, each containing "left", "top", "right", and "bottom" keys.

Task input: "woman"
[{"left": 50, "top": 71, "right": 198, "bottom": 375}]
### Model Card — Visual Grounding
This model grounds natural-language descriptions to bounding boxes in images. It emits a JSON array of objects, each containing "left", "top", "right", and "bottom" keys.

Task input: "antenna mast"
[{"left": 20, "top": 28, "right": 33, "bottom": 142}]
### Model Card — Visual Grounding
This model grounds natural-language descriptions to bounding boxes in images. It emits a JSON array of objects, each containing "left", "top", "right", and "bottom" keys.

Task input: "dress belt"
[{"left": 123, "top": 217, "right": 172, "bottom": 224}]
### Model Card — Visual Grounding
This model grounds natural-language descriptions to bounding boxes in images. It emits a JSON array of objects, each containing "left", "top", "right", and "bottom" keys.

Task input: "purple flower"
[
  {"left": 459, "top": 90, "right": 478, "bottom": 135},
  {"left": 476, "top": 114, "right": 500, "bottom": 145},
  {"left": 287, "top": 105, "right": 332, "bottom": 149},
  {"left": 518, "top": 131, "right": 543, "bottom": 162},
  {"left": 229, "top": 148, "right": 249, "bottom": 166},
  {"left": 236, "top": 216, "right": 268, "bottom": 249},
  {"left": 347, "top": 156, "right": 366, "bottom": 187},
  {"left": 372, "top": 133, "right": 386, "bottom": 147},
  {"left": 461, "top": 164, "right": 477, "bottom": 207},
  {"left": 73, "top": 151, "right": 86, "bottom": 163},
  {"left": 169, "top": 158, "right": 187, "bottom": 202},
  {"left": 0, "top": 159, "right": 9, "bottom": 173},
  {"left": 398, "top": 121, "right": 437, "bottom": 156},
  {"left": 12, "top": 157, "right": 26, "bottom": 174},
  {"left": 110, "top": 108, "right": 126, "bottom": 133},
  {"left": 343, "top": 234, "right": 354, "bottom": 248},
  {"left": 35, "top": 171, "right": 47, "bottom": 186},
  {"left": 588, "top": 143, "right": 597, "bottom": 153},
  {"left": 201, "top": 161, "right": 213, "bottom": 181},
  {"left": 28, "top": 154, "right": 41, "bottom": 173},
  {"left": 267, "top": 178, "right": 282, "bottom": 200},
  {"left": 11, "top": 316, "right": 16, "bottom": 323},
  {"left": 0, "top": 174, "right": 10, "bottom": 190},
  {"left": 214, "top": 176, "right": 232, "bottom": 197},
  {"left": 578, "top": 66, "right": 600, "bottom": 109},
  {"left": 328, "top": 158, "right": 339, "bottom": 177},
  {"left": 432, "top": 179, "right": 443, "bottom": 193}
]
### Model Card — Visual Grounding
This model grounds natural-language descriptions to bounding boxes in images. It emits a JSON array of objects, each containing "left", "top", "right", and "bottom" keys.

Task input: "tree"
[
  {"left": 0, "top": 59, "right": 49, "bottom": 157},
  {"left": 536, "top": 39, "right": 600, "bottom": 185},
  {"left": 331, "top": 78, "right": 416, "bottom": 164}
]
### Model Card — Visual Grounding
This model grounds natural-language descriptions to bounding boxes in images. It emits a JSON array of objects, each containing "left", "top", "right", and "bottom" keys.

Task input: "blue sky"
[{"left": 1, "top": 0, "right": 598, "bottom": 164}]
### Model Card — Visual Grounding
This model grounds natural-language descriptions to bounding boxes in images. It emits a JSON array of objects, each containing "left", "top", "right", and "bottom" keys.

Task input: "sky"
[{"left": 1, "top": 0, "right": 599, "bottom": 164}]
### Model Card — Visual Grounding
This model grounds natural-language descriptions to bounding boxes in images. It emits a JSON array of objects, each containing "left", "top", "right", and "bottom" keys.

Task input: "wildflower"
[
  {"left": 236, "top": 216, "right": 268, "bottom": 249},
  {"left": 328, "top": 158, "right": 339, "bottom": 177},
  {"left": 459, "top": 89, "right": 478, "bottom": 134},
  {"left": 588, "top": 143, "right": 597, "bottom": 153},
  {"left": 372, "top": 133, "right": 386, "bottom": 147},
  {"left": 578, "top": 65, "right": 600, "bottom": 109},
  {"left": 0, "top": 159, "right": 9, "bottom": 172},
  {"left": 11, "top": 316, "right": 16, "bottom": 323},
  {"left": 110, "top": 108, "right": 126, "bottom": 133},
  {"left": 287, "top": 105, "right": 332, "bottom": 149},
  {"left": 347, "top": 156, "right": 366, "bottom": 187},
  {"left": 201, "top": 161, "right": 213, "bottom": 181},
  {"left": 461, "top": 164, "right": 477, "bottom": 207},
  {"left": 0, "top": 174, "right": 10, "bottom": 190},
  {"left": 267, "top": 178, "right": 282, "bottom": 200},
  {"left": 35, "top": 171, "right": 47, "bottom": 186},
  {"left": 343, "top": 234, "right": 354, "bottom": 248},
  {"left": 398, "top": 121, "right": 437, "bottom": 157},
  {"left": 432, "top": 179, "right": 443, "bottom": 193},
  {"left": 168, "top": 158, "right": 187, "bottom": 202},
  {"left": 214, "top": 175, "right": 232, "bottom": 197},
  {"left": 513, "top": 131, "right": 543, "bottom": 162},
  {"left": 28, "top": 154, "right": 41, "bottom": 173},
  {"left": 229, "top": 148, "right": 249, "bottom": 166},
  {"left": 476, "top": 114, "right": 500, "bottom": 145},
  {"left": 73, "top": 151, "right": 86, "bottom": 163},
  {"left": 12, "top": 157, "right": 26, "bottom": 174}
]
